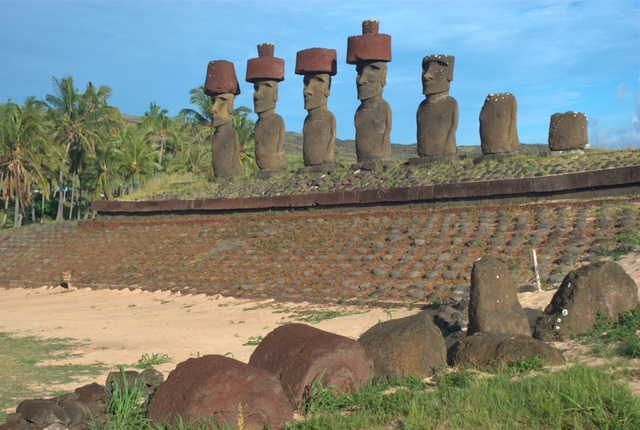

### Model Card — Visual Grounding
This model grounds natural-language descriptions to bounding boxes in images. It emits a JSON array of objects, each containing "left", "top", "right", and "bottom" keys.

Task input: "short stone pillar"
[
  {"left": 246, "top": 43, "right": 287, "bottom": 177},
  {"left": 548, "top": 111, "right": 588, "bottom": 151},
  {"left": 410, "top": 54, "right": 459, "bottom": 166},
  {"left": 204, "top": 60, "right": 242, "bottom": 178},
  {"left": 479, "top": 92, "right": 520, "bottom": 156},
  {"left": 347, "top": 19, "right": 392, "bottom": 170},
  {"left": 295, "top": 47, "right": 337, "bottom": 174}
]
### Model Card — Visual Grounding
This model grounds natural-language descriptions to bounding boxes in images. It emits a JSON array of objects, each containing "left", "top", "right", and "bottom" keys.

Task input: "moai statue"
[
  {"left": 204, "top": 60, "right": 242, "bottom": 178},
  {"left": 548, "top": 112, "right": 589, "bottom": 151},
  {"left": 479, "top": 92, "right": 520, "bottom": 156},
  {"left": 295, "top": 47, "right": 337, "bottom": 173},
  {"left": 246, "top": 43, "right": 287, "bottom": 177},
  {"left": 414, "top": 55, "right": 458, "bottom": 163},
  {"left": 347, "top": 19, "right": 392, "bottom": 169}
]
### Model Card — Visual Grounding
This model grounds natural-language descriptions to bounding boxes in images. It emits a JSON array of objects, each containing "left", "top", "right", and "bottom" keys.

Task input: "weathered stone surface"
[
  {"left": 448, "top": 331, "right": 566, "bottom": 368},
  {"left": 346, "top": 19, "right": 392, "bottom": 64},
  {"left": 204, "top": 60, "right": 241, "bottom": 97},
  {"left": 295, "top": 48, "right": 338, "bottom": 167},
  {"left": 247, "top": 44, "right": 287, "bottom": 173},
  {"left": 302, "top": 109, "right": 336, "bottom": 166},
  {"left": 349, "top": 20, "right": 392, "bottom": 164},
  {"left": 295, "top": 47, "right": 337, "bottom": 76},
  {"left": 417, "top": 55, "right": 457, "bottom": 157},
  {"left": 354, "top": 70, "right": 392, "bottom": 162},
  {"left": 254, "top": 109, "right": 287, "bottom": 171},
  {"left": 534, "top": 261, "right": 638, "bottom": 341},
  {"left": 205, "top": 60, "right": 243, "bottom": 179},
  {"left": 248, "top": 323, "right": 372, "bottom": 409},
  {"left": 548, "top": 111, "right": 588, "bottom": 151},
  {"left": 16, "top": 400, "right": 69, "bottom": 426},
  {"left": 211, "top": 120, "right": 242, "bottom": 179},
  {"left": 480, "top": 92, "right": 520, "bottom": 155},
  {"left": 358, "top": 313, "right": 446, "bottom": 379},
  {"left": 246, "top": 43, "right": 285, "bottom": 83},
  {"left": 148, "top": 354, "right": 293, "bottom": 430},
  {"left": 467, "top": 256, "right": 531, "bottom": 337}
]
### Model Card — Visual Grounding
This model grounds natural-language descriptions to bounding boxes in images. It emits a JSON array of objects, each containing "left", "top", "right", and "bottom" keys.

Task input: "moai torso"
[
  {"left": 355, "top": 96, "right": 392, "bottom": 162},
  {"left": 479, "top": 92, "right": 519, "bottom": 155},
  {"left": 548, "top": 111, "right": 588, "bottom": 151},
  {"left": 211, "top": 123, "right": 242, "bottom": 178},
  {"left": 416, "top": 95, "right": 458, "bottom": 157},
  {"left": 255, "top": 111, "right": 287, "bottom": 171},
  {"left": 303, "top": 107, "right": 336, "bottom": 166}
]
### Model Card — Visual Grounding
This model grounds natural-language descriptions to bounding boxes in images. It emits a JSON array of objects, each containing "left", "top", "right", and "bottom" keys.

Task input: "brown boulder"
[
  {"left": 358, "top": 312, "right": 446, "bottom": 379},
  {"left": 534, "top": 261, "right": 638, "bottom": 341},
  {"left": 479, "top": 92, "right": 520, "bottom": 155},
  {"left": 448, "top": 331, "right": 565, "bottom": 368},
  {"left": 147, "top": 355, "right": 293, "bottom": 430},
  {"left": 248, "top": 323, "right": 372, "bottom": 410},
  {"left": 467, "top": 256, "right": 531, "bottom": 337},
  {"left": 16, "top": 400, "right": 69, "bottom": 426},
  {"left": 548, "top": 111, "right": 588, "bottom": 151}
]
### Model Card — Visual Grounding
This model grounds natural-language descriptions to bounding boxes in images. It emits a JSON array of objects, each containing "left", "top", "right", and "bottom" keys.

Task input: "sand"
[{"left": 1, "top": 252, "right": 638, "bottom": 402}]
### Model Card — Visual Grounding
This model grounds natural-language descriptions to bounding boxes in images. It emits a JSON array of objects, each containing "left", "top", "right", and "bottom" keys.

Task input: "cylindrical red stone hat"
[
  {"left": 246, "top": 43, "right": 285, "bottom": 83},
  {"left": 346, "top": 19, "right": 391, "bottom": 64},
  {"left": 203, "top": 60, "right": 241, "bottom": 96},
  {"left": 295, "top": 48, "right": 337, "bottom": 76},
  {"left": 423, "top": 54, "right": 455, "bottom": 81}
]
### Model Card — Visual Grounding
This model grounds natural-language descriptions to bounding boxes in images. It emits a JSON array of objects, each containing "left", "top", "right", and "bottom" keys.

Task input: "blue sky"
[{"left": 1, "top": 0, "right": 638, "bottom": 148}]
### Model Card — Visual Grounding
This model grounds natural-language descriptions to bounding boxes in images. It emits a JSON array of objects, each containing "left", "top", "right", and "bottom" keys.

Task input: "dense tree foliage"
[{"left": 0, "top": 76, "right": 257, "bottom": 228}]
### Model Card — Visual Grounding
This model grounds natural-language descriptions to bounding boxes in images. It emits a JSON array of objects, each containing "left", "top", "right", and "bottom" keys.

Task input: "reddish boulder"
[
  {"left": 249, "top": 323, "right": 372, "bottom": 410},
  {"left": 147, "top": 355, "right": 293, "bottom": 430}
]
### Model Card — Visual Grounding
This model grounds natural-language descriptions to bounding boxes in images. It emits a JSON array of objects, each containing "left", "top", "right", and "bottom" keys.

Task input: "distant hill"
[
  {"left": 121, "top": 113, "right": 546, "bottom": 161},
  {"left": 284, "top": 131, "right": 547, "bottom": 162}
]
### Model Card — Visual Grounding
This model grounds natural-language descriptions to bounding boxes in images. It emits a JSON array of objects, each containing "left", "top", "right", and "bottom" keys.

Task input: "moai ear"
[{"left": 447, "top": 56, "right": 455, "bottom": 82}]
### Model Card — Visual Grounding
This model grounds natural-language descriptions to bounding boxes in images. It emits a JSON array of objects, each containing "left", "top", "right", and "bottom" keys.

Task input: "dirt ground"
[{"left": 1, "top": 251, "right": 638, "bottom": 406}]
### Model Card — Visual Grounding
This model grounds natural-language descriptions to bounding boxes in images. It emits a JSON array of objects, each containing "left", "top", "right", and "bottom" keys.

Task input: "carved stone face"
[
  {"left": 210, "top": 93, "right": 235, "bottom": 127},
  {"left": 253, "top": 80, "right": 278, "bottom": 113},
  {"left": 303, "top": 73, "right": 331, "bottom": 110},
  {"left": 356, "top": 61, "right": 387, "bottom": 100},
  {"left": 422, "top": 60, "right": 451, "bottom": 95}
]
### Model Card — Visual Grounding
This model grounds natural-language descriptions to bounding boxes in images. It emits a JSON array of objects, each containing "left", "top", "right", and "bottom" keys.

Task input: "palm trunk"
[
  {"left": 40, "top": 192, "right": 45, "bottom": 223},
  {"left": 77, "top": 177, "right": 82, "bottom": 221},
  {"left": 56, "top": 171, "right": 65, "bottom": 222},
  {"left": 13, "top": 182, "right": 20, "bottom": 228},
  {"left": 1, "top": 196, "right": 7, "bottom": 228},
  {"left": 68, "top": 173, "right": 76, "bottom": 221}
]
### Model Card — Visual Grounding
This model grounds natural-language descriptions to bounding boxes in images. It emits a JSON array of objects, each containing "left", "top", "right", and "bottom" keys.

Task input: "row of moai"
[{"left": 205, "top": 19, "right": 589, "bottom": 178}]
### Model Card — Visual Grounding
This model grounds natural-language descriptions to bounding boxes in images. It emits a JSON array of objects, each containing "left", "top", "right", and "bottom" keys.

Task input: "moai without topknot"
[
  {"left": 479, "top": 92, "right": 520, "bottom": 156},
  {"left": 295, "top": 47, "right": 337, "bottom": 173},
  {"left": 548, "top": 112, "right": 588, "bottom": 152},
  {"left": 246, "top": 43, "right": 287, "bottom": 177},
  {"left": 413, "top": 55, "right": 458, "bottom": 163},
  {"left": 204, "top": 60, "right": 242, "bottom": 179},
  {"left": 347, "top": 19, "right": 392, "bottom": 169}
]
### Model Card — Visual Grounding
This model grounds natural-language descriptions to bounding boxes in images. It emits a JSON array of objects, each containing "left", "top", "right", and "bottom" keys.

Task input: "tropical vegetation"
[{"left": 0, "top": 77, "right": 256, "bottom": 228}]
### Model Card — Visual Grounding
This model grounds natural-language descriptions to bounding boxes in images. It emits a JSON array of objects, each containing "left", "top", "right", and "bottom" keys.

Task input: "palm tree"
[
  {"left": 83, "top": 141, "right": 125, "bottom": 201},
  {"left": 45, "top": 75, "right": 121, "bottom": 222},
  {"left": 179, "top": 86, "right": 212, "bottom": 126},
  {"left": 0, "top": 98, "right": 64, "bottom": 228},
  {"left": 116, "top": 127, "right": 162, "bottom": 191},
  {"left": 141, "top": 102, "right": 174, "bottom": 165}
]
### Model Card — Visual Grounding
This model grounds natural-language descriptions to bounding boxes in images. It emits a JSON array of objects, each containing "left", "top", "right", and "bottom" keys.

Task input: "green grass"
[
  {"left": 284, "top": 364, "right": 640, "bottom": 429},
  {"left": 0, "top": 332, "right": 106, "bottom": 423},
  {"left": 132, "top": 353, "right": 173, "bottom": 369},
  {"left": 577, "top": 309, "right": 640, "bottom": 358}
]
